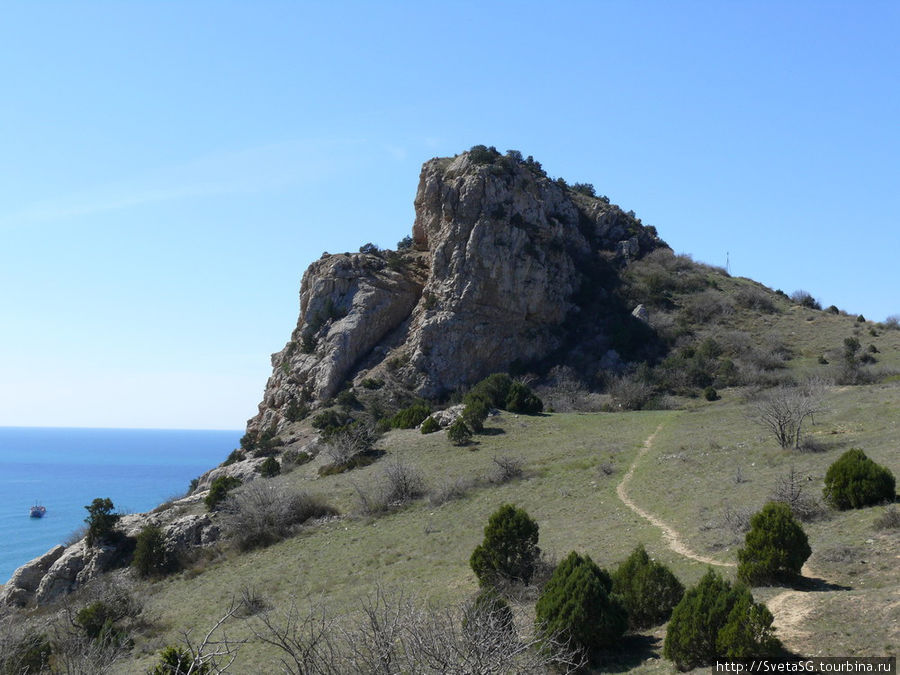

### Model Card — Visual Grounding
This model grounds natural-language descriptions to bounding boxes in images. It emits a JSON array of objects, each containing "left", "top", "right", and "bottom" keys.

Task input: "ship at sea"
[{"left": 29, "top": 504, "right": 46, "bottom": 518}]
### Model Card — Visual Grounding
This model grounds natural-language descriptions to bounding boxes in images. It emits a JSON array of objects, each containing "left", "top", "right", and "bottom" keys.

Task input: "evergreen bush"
[
  {"left": 535, "top": 551, "right": 627, "bottom": 658},
  {"left": 737, "top": 502, "right": 811, "bottom": 584},
  {"left": 258, "top": 456, "right": 281, "bottom": 478},
  {"left": 205, "top": 476, "right": 242, "bottom": 511},
  {"left": 470, "top": 504, "right": 540, "bottom": 586},
  {"left": 132, "top": 524, "right": 177, "bottom": 578},
  {"left": 663, "top": 569, "right": 780, "bottom": 670},
  {"left": 462, "top": 398, "right": 489, "bottom": 433},
  {"left": 420, "top": 416, "right": 440, "bottom": 434},
  {"left": 84, "top": 498, "right": 121, "bottom": 547},
  {"left": 150, "top": 645, "right": 209, "bottom": 675},
  {"left": 465, "top": 373, "right": 513, "bottom": 409},
  {"left": 612, "top": 544, "right": 684, "bottom": 629},
  {"left": 823, "top": 449, "right": 896, "bottom": 509},
  {"left": 505, "top": 381, "right": 544, "bottom": 414},
  {"left": 391, "top": 403, "right": 431, "bottom": 429},
  {"left": 448, "top": 418, "right": 472, "bottom": 446}
]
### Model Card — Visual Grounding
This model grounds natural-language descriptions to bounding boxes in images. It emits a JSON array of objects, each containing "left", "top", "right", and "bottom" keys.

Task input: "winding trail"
[
  {"left": 616, "top": 423, "right": 736, "bottom": 567},
  {"left": 617, "top": 424, "right": 835, "bottom": 651}
]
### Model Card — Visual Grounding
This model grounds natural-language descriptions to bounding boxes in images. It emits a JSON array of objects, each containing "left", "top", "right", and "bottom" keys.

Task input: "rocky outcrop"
[
  {"left": 247, "top": 148, "right": 665, "bottom": 431},
  {"left": 0, "top": 545, "right": 65, "bottom": 607}
]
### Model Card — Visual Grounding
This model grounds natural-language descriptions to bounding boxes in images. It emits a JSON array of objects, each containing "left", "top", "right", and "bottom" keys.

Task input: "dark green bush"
[
  {"left": 360, "top": 377, "right": 384, "bottom": 389},
  {"left": 253, "top": 424, "right": 282, "bottom": 457},
  {"left": 447, "top": 418, "right": 472, "bottom": 446},
  {"left": 857, "top": 314, "right": 866, "bottom": 323},
  {"left": 283, "top": 449, "right": 312, "bottom": 466},
  {"left": 468, "top": 144, "right": 501, "bottom": 164},
  {"left": 612, "top": 544, "right": 684, "bottom": 629},
  {"left": 465, "top": 373, "right": 513, "bottom": 409},
  {"left": 132, "top": 524, "right": 177, "bottom": 578},
  {"left": 570, "top": 182, "right": 596, "bottom": 197},
  {"left": 311, "top": 409, "right": 351, "bottom": 437},
  {"left": 205, "top": 476, "right": 242, "bottom": 511},
  {"left": 462, "top": 399, "right": 489, "bottom": 433},
  {"left": 75, "top": 601, "right": 117, "bottom": 640},
  {"left": 391, "top": 403, "right": 431, "bottom": 429},
  {"left": 150, "top": 645, "right": 209, "bottom": 675},
  {"left": 336, "top": 388, "right": 359, "bottom": 409},
  {"left": 663, "top": 569, "right": 780, "bottom": 670},
  {"left": 84, "top": 497, "right": 120, "bottom": 547},
  {"left": 823, "top": 449, "right": 896, "bottom": 509},
  {"left": 470, "top": 504, "right": 540, "bottom": 586},
  {"left": 420, "top": 416, "right": 440, "bottom": 434},
  {"left": 535, "top": 551, "right": 626, "bottom": 658},
  {"left": 284, "top": 399, "right": 309, "bottom": 422},
  {"left": 505, "top": 382, "right": 544, "bottom": 414},
  {"left": 396, "top": 235, "right": 413, "bottom": 250},
  {"left": 2, "top": 631, "right": 51, "bottom": 673},
  {"left": 222, "top": 449, "right": 245, "bottom": 466},
  {"left": 737, "top": 502, "right": 811, "bottom": 585},
  {"left": 258, "top": 456, "right": 281, "bottom": 478},
  {"left": 703, "top": 386, "right": 719, "bottom": 401}
]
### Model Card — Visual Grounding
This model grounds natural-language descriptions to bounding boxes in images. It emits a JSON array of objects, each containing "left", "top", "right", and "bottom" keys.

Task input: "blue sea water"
[{"left": 0, "top": 427, "right": 241, "bottom": 583}]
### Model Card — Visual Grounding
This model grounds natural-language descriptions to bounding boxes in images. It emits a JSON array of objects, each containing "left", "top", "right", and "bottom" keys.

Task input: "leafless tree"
[
  {"left": 488, "top": 454, "right": 524, "bottom": 484},
  {"left": 751, "top": 380, "right": 825, "bottom": 449},
  {"left": 167, "top": 600, "right": 245, "bottom": 674}
]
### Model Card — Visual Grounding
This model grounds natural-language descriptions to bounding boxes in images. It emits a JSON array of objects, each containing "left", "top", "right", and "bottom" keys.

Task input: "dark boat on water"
[{"left": 30, "top": 504, "right": 46, "bottom": 518}]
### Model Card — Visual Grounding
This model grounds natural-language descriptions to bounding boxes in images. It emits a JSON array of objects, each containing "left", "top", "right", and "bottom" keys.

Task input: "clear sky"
[{"left": 1, "top": 1, "right": 898, "bottom": 429}]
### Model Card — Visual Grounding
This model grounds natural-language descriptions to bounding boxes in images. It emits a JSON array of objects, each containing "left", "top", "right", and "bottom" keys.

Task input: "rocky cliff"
[{"left": 249, "top": 148, "right": 664, "bottom": 435}]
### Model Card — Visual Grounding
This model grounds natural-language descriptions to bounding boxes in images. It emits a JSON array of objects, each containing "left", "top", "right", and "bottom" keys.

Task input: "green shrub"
[
  {"left": 75, "top": 601, "right": 117, "bottom": 640},
  {"left": 857, "top": 314, "right": 866, "bottom": 323},
  {"left": 703, "top": 386, "right": 719, "bottom": 401},
  {"left": 468, "top": 144, "right": 501, "bottom": 164},
  {"left": 737, "top": 502, "right": 811, "bottom": 585},
  {"left": 282, "top": 449, "right": 312, "bottom": 467},
  {"left": 84, "top": 497, "right": 120, "bottom": 547},
  {"left": 465, "top": 373, "right": 513, "bottom": 409},
  {"left": 420, "top": 416, "right": 440, "bottom": 434},
  {"left": 535, "top": 551, "right": 627, "bottom": 658},
  {"left": 205, "top": 476, "right": 242, "bottom": 511},
  {"left": 360, "top": 377, "right": 384, "bottom": 389},
  {"left": 2, "top": 631, "right": 51, "bottom": 673},
  {"left": 336, "top": 388, "right": 359, "bottom": 409},
  {"left": 462, "top": 399, "right": 489, "bottom": 433},
  {"left": 284, "top": 399, "right": 309, "bottom": 422},
  {"left": 222, "top": 449, "right": 245, "bottom": 466},
  {"left": 448, "top": 418, "right": 472, "bottom": 446},
  {"left": 505, "top": 382, "right": 544, "bottom": 414},
  {"left": 132, "top": 524, "right": 177, "bottom": 578},
  {"left": 612, "top": 544, "right": 684, "bottom": 629},
  {"left": 391, "top": 403, "right": 431, "bottom": 429},
  {"left": 150, "top": 645, "right": 209, "bottom": 675},
  {"left": 311, "top": 409, "right": 351, "bottom": 437},
  {"left": 470, "top": 504, "right": 540, "bottom": 586},
  {"left": 823, "top": 449, "right": 896, "bottom": 509},
  {"left": 258, "top": 456, "right": 281, "bottom": 478},
  {"left": 663, "top": 569, "right": 780, "bottom": 670}
]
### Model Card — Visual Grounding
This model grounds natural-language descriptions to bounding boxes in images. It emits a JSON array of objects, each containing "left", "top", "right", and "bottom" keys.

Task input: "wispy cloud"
[{"left": 1, "top": 138, "right": 365, "bottom": 227}]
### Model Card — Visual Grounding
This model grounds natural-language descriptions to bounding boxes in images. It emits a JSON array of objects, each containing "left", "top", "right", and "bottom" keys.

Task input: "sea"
[{"left": 0, "top": 427, "right": 241, "bottom": 584}]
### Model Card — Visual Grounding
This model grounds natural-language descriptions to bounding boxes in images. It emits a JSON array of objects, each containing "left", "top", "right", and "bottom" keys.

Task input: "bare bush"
[
  {"left": 607, "top": 373, "right": 654, "bottom": 411},
  {"left": 221, "top": 481, "right": 337, "bottom": 550},
  {"left": 681, "top": 289, "right": 735, "bottom": 324},
  {"left": 771, "top": 465, "right": 826, "bottom": 522},
  {"left": 883, "top": 315, "right": 900, "bottom": 330},
  {"left": 252, "top": 586, "right": 584, "bottom": 674},
  {"left": 489, "top": 454, "right": 524, "bottom": 484},
  {"left": 324, "top": 423, "right": 377, "bottom": 466},
  {"left": 722, "top": 503, "right": 753, "bottom": 534},
  {"left": 353, "top": 460, "right": 427, "bottom": 516},
  {"left": 429, "top": 477, "right": 473, "bottom": 506},
  {"left": 599, "top": 461, "right": 616, "bottom": 477},
  {"left": 874, "top": 505, "right": 900, "bottom": 530},
  {"left": 734, "top": 286, "right": 778, "bottom": 313},
  {"left": 161, "top": 600, "right": 245, "bottom": 673},
  {"left": 751, "top": 380, "right": 825, "bottom": 449},
  {"left": 380, "top": 460, "right": 426, "bottom": 505},
  {"left": 239, "top": 584, "right": 272, "bottom": 617}
]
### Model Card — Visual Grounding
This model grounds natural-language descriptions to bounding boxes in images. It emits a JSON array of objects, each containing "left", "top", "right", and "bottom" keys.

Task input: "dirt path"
[{"left": 616, "top": 423, "right": 736, "bottom": 568}]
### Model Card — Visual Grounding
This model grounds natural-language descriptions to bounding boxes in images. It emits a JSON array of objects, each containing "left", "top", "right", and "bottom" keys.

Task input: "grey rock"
[{"left": 632, "top": 304, "right": 649, "bottom": 323}]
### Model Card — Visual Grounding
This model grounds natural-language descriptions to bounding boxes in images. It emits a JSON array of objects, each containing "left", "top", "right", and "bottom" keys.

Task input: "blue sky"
[{"left": 1, "top": 1, "right": 897, "bottom": 429}]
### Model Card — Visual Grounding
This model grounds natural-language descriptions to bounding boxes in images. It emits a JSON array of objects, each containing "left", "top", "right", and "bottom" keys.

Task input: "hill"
[{"left": 1, "top": 148, "right": 897, "bottom": 673}]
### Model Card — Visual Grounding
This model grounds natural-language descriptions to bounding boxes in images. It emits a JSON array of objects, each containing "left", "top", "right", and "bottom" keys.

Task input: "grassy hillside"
[{"left": 114, "top": 379, "right": 897, "bottom": 672}]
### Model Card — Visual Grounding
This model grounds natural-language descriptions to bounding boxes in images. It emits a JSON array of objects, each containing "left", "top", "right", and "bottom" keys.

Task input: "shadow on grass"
[
  {"left": 479, "top": 427, "right": 506, "bottom": 436},
  {"left": 600, "top": 633, "right": 661, "bottom": 673},
  {"left": 791, "top": 574, "right": 852, "bottom": 592}
]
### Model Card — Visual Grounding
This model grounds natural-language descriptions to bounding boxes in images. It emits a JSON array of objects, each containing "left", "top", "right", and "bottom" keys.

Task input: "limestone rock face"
[
  {"left": 248, "top": 149, "right": 665, "bottom": 431},
  {"left": 0, "top": 545, "right": 65, "bottom": 607}
]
